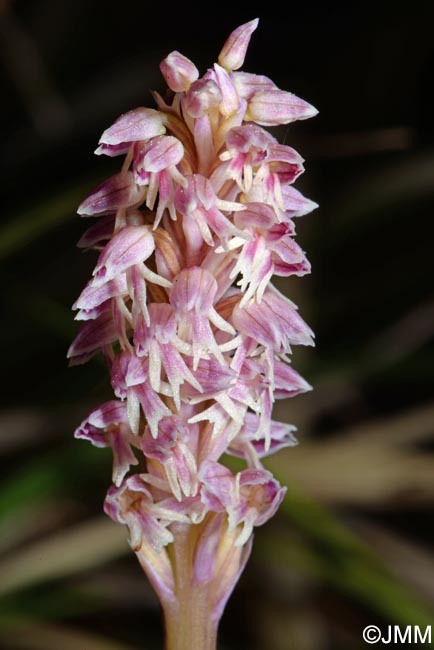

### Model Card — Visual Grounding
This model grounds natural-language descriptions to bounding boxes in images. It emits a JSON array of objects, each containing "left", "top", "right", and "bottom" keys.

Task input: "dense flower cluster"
[{"left": 69, "top": 19, "right": 317, "bottom": 618}]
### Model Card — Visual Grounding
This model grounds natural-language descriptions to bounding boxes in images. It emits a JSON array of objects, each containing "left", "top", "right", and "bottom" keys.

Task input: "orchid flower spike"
[{"left": 70, "top": 18, "right": 317, "bottom": 650}]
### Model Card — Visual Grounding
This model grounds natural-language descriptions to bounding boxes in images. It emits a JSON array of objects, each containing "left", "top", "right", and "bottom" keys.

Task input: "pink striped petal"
[
  {"left": 67, "top": 309, "right": 117, "bottom": 363},
  {"left": 76, "top": 400, "right": 128, "bottom": 434},
  {"left": 218, "top": 19, "right": 259, "bottom": 72},
  {"left": 232, "top": 71, "right": 277, "bottom": 100},
  {"left": 234, "top": 202, "right": 277, "bottom": 230},
  {"left": 77, "top": 215, "right": 115, "bottom": 249},
  {"left": 99, "top": 108, "right": 166, "bottom": 145},
  {"left": 183, "top": 358, "right": 236, "bottom": 395},
  {"left": 199, "top": 460, "right": 234, "bottom": 511},
  {"left": 214, "top": 63, "right": 240, "bottom": 116},
  {"left": 232, "top": 288, "right": 314, "bottom": 351},
  {"left": 226, "top": 122, "right": 275, "bottom": 153},
  {"left": 266, "top": 143, "right": 304, "bottom": 165},
  {"left": 246, "top": 89, "right": 318, "bottom": 126},
  {"left": 133, "top": 381, "right": 171, "bottom": 438},
  {"left": 73, "top": 275, "right": 128, "bottom": 311},
  {"left": 92, "top": 225, "right": 154, "bottom": 286},
  {"left": 94, "top": 142, "right": 131, "bottom": 157},
  {"left": 141, "top": 415, "right": 186, "bottom": 462},
  {"left": 74, "top": 400, "right": 127, "bottom": 447},
  {"left": 270, "top": 234, "right": 306, "bottom": 264},
  {"left": 228, "top": 412, "right": 298, "bottom": 460},
  {"left": 78, "top": 172, "right": 143, "bottom": 216},
  {"left": 231, "top": 468, "right": 286, "bottom": 530},
  {"left": 104, "top": 480, "right": 174, "bottom": 553},
  {"left": 273, "top": 361, "right": 312, "bottom": 398},
  {"left": 136, "top": 135, "right": 184, "bottom": 173},
  {"left": 281, "top": 184, "right": 319, "bottom": 217},
  {"left": 184, "top": 78, "right": 222, "bottom": 118},
  {"left": 160, "top": 51, "right": 199, "bottom": 92},
  {"left": 109, "top": 428, "right": 139, "bottom": 486},
  {"left": 192, "top": 514, "right": 225, "bottom": 584},
  {"left": 170, "top": 267, "right": 217, "bottom": 314},
  {"left": 111, "top": 351, "right": 148, "bottom": 398}
]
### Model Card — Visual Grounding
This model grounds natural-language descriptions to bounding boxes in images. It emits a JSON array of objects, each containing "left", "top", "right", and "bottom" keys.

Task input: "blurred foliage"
[{"left": 0, "top": 1, "right": 434, "bottom": 649}]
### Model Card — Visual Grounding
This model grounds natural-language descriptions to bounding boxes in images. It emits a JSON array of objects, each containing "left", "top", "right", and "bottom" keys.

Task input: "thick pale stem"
[
  {"left": 163, "top": 589, "right": 218, "bottom": 650},
  {"left": 163, "top": 523, "right": 218, "bottom": 650}
]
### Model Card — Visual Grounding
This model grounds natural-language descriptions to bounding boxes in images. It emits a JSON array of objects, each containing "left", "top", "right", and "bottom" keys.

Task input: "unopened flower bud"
[
  {"left": 218, "top": 18, "right": 259, "bottom": 71},
  {"left": 184, "top": 78, "right": 222, "bottom": 118},
  {"left": 160, "top": 51, "right": 199, "bottom": 92}
]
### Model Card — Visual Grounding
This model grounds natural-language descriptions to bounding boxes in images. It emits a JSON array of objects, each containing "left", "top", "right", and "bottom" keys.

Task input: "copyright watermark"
[
  {"left": 363, "top": 626, "right": 382, "bottom": 644},
  {"left": 363, "top": 625, "right": 432, "bottom": 644}
]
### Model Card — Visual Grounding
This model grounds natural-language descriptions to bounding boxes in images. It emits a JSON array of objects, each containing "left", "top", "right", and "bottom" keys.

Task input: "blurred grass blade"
[
  {"left": 270, "top": 402, "right": 434, "bottom": 505},
  {"left": 354, "top": 519, "right": 434, "bottom": 604},
  {"left": 0, "top": 517, "right": 127, "bottom": 596},
  {"left": 0, "top": 618, "right": 139, "bottom": 650},
  {"left": 0, "top": 462, "right": 63, "bottom": 521},
  {"left": 0, "top": 182, "right": 92, "bottom": 261},
  {"left": 272, "top": 485, "right": 434, "bottom": 628},
  {"left": 333, "top": 152, "right": 434, "bottom": 226},
  {"left": 0, "top": 504, "right": 63, "bottom": 555}
]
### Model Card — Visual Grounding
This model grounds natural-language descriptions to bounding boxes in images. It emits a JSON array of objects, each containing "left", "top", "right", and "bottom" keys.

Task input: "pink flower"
[
  {"left": 232, "top": 286, "right": 315, "bottom": 351},
  {"left": 104, "top": 474, "right": 190, "bottom": 552},
  {"left": 70, "top": 18, "right": 317, "bottom": 647},
  {"left": 133, "top": 302, "right": 202, "bottom": 409},
  {"left": 199, "top": 460, "right": 286, "bottom": 546},
  {"left": 111, "top": 350, "right": 172, "bottom": 437},
  {"left": 220, "top": 123, "right": 304, "bottom": 192},
  {"left": 169, "top": 267, "right": 236, "bottom": 369},
  {"left": 227, "top": 467, "right": 286, "bottom": 545},
  {"left": 75, "top": 401, "right": 138, "bottom": 486},
  {"left": 141, "top": 415, "right": 198, "bottom": 501},
  {"left": 174, "top": 174, "right": 246, "bottom": 247},
  {"left": 134, "top": 135, "right": 186, "bottom": 226},
  {"left": 230, "top": 202, "right": 310, "bottom": 304},
  {"left": 227, "top": 412, "right": 298, "bottom": 466}
]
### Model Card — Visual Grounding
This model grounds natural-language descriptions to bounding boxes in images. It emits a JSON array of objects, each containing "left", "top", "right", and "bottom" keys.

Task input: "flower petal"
[
  {"left": 92, "top": 226, "right": 154, "bottom": 286},
  {"left": 78, "top": 172, "right": 144, "bottom": 216},
  {"left": 99, "top": 108, "right": 166, "bottom": 145},
  {"left": 218, "top": 18, "right": 259, "bottom": 72},
  {"left": 246, "top": 89, "right": 318, "bottom": 126},
  {"left": 160, "top": 51, "right": 199, "bottom": 93}
]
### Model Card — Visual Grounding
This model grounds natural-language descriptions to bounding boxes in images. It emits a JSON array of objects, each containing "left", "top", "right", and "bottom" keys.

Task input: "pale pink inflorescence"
[{"left": 70, "top": 18, "right": 317, "bottom": 625}]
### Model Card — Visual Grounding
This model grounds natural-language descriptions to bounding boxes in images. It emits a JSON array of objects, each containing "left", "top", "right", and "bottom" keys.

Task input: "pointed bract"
[{"left": 218, "top": 19, "right": 259, "bottom": 72}]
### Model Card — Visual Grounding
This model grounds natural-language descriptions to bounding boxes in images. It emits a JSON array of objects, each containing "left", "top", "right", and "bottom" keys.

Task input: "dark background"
[{"left": 1, "top": 1, "right": 433, "bottom": 648}]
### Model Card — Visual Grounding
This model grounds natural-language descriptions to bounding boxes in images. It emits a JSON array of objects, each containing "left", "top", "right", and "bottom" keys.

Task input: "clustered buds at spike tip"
[{"left": 70, "top": 18, "right": 317, "bottom": 650}]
